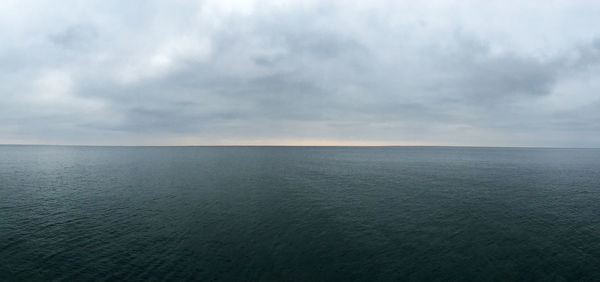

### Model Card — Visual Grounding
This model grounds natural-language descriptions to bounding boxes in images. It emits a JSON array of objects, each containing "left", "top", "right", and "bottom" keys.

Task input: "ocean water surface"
[{"left": 1, "top": 146, "right": 600, "bottom": 281}]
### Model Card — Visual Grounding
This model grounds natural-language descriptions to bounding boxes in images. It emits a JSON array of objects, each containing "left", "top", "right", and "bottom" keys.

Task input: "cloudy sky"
[{"left": 1, "top": 0, "right": 600, "bottom": 146}]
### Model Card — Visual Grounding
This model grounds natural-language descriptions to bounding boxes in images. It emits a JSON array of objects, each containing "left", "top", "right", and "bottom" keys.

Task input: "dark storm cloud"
[{"left": 1, "top": 0, "right": 600, "bottom": 146}]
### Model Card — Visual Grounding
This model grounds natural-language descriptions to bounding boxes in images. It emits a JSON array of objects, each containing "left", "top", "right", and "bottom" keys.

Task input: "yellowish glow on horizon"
[{"left": 162, "top": 137, "right": 431, "bottom": 146}]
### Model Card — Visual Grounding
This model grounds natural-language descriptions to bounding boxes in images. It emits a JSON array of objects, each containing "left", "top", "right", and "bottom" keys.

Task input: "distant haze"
[{"left": 1, "top": 0, "right": 600, "bottom": 147}]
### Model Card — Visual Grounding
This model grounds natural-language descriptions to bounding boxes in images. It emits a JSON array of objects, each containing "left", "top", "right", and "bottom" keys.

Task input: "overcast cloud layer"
[{"left": 1, "top": 0, "right": 600, "bottom": 146}]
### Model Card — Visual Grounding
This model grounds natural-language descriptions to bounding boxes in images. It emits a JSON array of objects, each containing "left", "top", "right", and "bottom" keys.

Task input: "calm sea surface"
[{"left": 1, "top": 146, "right": 600, "bottom": 281}]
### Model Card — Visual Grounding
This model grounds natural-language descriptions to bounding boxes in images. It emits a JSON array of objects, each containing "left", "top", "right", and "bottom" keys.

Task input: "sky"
[{"left": 1, "top": 0, "right": 600, "bottom": 147}]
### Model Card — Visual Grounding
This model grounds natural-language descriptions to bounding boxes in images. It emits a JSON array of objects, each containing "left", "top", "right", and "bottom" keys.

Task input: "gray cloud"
[
  {"left": 1, "top": 0, "right": 600, "bottom": 146},
  {"left": 49, "top": 24, "right": 98, "bottom": 50}
]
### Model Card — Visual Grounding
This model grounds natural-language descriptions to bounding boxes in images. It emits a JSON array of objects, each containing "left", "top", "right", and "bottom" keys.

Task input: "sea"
[{"left": 1, "top": 145, "right": 599, "bottom": 281}]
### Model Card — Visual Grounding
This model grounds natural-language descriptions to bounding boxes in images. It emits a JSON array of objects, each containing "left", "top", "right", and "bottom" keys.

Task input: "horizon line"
[{"left": 1, "top": 144, "right": 599, "bottom": 149}]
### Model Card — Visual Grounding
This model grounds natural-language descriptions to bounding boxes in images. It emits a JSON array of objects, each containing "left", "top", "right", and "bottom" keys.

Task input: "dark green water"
[{"left": 1, "top": 146, "right": 600, "bottom": 281}]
